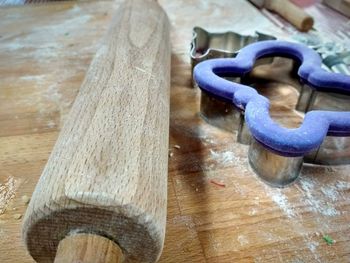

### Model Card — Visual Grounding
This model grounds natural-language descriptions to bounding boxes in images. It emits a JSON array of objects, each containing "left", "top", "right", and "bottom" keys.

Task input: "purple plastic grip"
[{"left": 194, "top": 40, "right": 350, "bottom": 156}]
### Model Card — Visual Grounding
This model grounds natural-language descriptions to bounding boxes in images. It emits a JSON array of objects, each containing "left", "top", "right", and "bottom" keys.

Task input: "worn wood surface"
[{"left": 0, "top": 0, "right": 349, "bottom": 262}]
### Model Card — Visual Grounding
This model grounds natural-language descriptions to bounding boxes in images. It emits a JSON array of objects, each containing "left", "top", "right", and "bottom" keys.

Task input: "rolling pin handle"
[
  {"left": 266, "top": 0, "right": 314, "bottom": 32},
  {"left": 54, "top": 234, "right": 124, "bottom": 263}
]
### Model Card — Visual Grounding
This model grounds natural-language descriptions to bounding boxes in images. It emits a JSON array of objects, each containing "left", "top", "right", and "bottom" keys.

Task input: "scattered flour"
[
  {"left": 2, "top": 11, "right": 100, "bottom": 130},
  {"left": 249, "top": 208, "right": 257, "bottom": 216},
  {"left": 268, "top": 188, "right": 296, "bottom": 218},
  {"left": 300, "top": 177, "right": 340, "bottom": 216},
  {"left": 320, "top": 185, "right": 340, "bottom": 202},
  {"left": 172, "top": 215, "right": 195, "bottom": 229},
  {"left": 335, "top": 181, "right": 350, "bottom": 191},
  {"left": 46, "top": 120, "right": 56, "bottom": 129},
  {"left": 212, "top": 241, "right": 222, "bottom": 251},
  {"left": 171, "top": 215, "right": 197, "bottom": 242},
  {"left": 0, "top": 177, "right": 18, "bottom": 215},
  {"left": 232, "top": 182, "right": 247, "bottom": 196},
  {"left": 44, "top": 83, "right": 62, "bottom": 104},
  {"left": 307, "top": 241, "right": 319, "bottom": 253},
  {"left": 209, "top": 149, "right": 240, "bottom": 165},
  {"left": 19, "top": 74, "right": 46, "bottom": 82},
  {"left": 260, "top": 231, "right": 279, "bottom": 242},
  {"left": 210, "top": 150, "right": 248, "bottom": 168},
  {"left": 192, "top": 125, "right": 217, "bottom": 143},
  {"left": 237, "top": 235, "right": 249, "bottom": 246},
  {"left": 3, "top": 14, "right": 92, "bottom": 55}
]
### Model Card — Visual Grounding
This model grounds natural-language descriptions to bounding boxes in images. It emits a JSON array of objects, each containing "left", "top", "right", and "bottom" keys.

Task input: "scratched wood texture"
[{"left": 0, "top": 0, "right": 349, "bottom": 262}]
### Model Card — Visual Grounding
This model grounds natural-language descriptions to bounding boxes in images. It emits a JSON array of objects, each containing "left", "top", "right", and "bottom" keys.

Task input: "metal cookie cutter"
[
  {"left": 194, "top": 40, "right": 350, "bottom": 187},
  {"left": 293, "top": 36, "right": 350, "bottom": 116},
  {"left": 190, "top": 26, "right": 276, "bottom": 69},
  {"left": 295, "top": 49, "right": 350, "bottom": 165},
  {"left": 190, "top": 27, "right": 276, "bottom": 134}
]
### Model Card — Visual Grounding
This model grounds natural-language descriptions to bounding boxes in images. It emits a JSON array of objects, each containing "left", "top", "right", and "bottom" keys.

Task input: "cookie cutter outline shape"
[
  {"left": 194, "top": 40, "right": 350, "bottom": 187},
  {"left": 191, "top": 27, "right": 349, "bottom": 137},
  {"left": 191, "top": 27, "right": 277, "bottom": 134},
  {"left": 190, "top": 26, "right": 276, "bottom": 70}
]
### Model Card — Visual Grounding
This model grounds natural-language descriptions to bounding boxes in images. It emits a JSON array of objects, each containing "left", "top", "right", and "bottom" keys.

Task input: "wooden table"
[{"left": 0, "top": 1, "right": 349, "bottom": 262}]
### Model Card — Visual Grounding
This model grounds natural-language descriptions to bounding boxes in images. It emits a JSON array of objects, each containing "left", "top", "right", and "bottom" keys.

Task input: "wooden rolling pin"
[
  {"left": 249, "top": 0, "right": 314, "bottom": 32},
  {"left": 22, "top": 0, "right": 170, "bottom": 262}
]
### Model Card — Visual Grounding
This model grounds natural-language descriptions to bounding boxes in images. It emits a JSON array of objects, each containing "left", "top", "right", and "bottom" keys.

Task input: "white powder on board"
[
  {"left": 307, "top": 241, "right": 319, "bottom": 253},
  {"left": 46, "top": 120, "right": 56, "bottom": 129},
  {"left": 249, "top": 208, "right": 257, "bottom": 216},
  {"left": 2, "top": 9, "right": 103, "bottom": 131},
  {"left": 3, "top": 14, "right": 92, "bottom": 53},
  {"left": 171, "top": 215, "right": 197, "bottom": 244},
  {"left": 209, "top": 149, "right": 248, "bottom": 168},
  {"left": 268, "top": 188, "right": 296, "bottom": 218},
  {"left": 335, "top": 180, "right": 350, "bottom": 191},
  {"left": 0, "top": 177, "right": 18, "bottom": 215},
  {"left": 237, "top": 235, "right": 249, "bottom": 246},
  {"left": 44, "top": 83, "right": 63, "bottom": 106},
  {"left": 320, "top": 185, "right": 340, "bottom": 202},
  {"left": 300, "top": 177, "right": 340, "bottom": 216},
  {"left": 172, "top": 215, "right": 195, "bottom": 229},
  {"left": 210, "top": 149, "right": 237, "bottom": 165},
  {"left": 19, "top": 74, "right": 46, "bottom": 82}
]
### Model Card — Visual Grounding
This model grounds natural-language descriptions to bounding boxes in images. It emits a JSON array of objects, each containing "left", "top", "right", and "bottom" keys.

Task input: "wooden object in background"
[
  {"left": 249, "top": 0, "right": 314, "bottom": 31},
  {"left": 323, "top": 0, "right": 350, "bottom": 18},
  {"left": 21, "top": 0, "right": 171, "bottom": 262}
]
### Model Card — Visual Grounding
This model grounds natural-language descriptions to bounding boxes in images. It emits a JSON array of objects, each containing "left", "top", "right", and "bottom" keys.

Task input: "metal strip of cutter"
[
  {"left": 190, "top": 27, "right": 276, "bottom": 70},
  {"left": 194, "top": 40, "right": 350, "bottom": 187}
]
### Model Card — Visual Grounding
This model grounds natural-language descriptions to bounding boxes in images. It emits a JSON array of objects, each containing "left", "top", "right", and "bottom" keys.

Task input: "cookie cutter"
[
  {"left": 190, "top": 27, "right": 276, "bottom": 134},
  {"left": 191, "top": 27, "right": 350, "bottom": 167},
  {"left": 190, "top": 27, "right": 276, "bottom": 70},
  {"left": 292, "top": 36, "right": 350, "bottom": 113},
  {"left": 296, "top": 44, "right": 350, "bottom": 112},
  {"left": 294, "top": 50, "right": 350, "bottom": 165},
  {"left": 323, "top": 52, "right": 350, "bottom": 75},
  {"left": 194, "top": 40, "right": 350, "bottom": 187}
]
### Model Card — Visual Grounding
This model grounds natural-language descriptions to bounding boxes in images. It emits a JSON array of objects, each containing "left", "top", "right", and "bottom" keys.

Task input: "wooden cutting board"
[{"left": 0, "top": 0, "right": 349, "bottom": 262}]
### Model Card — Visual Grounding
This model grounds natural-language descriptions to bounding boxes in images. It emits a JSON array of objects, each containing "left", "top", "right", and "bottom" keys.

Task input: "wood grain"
[
  {"left": 0, "top": 0, "right": 349, "bottom": 262},
  {"left": 21, "top": 0, "right": 170, "bottom": 262},
  {"left": 54, "top": 234, "right": 123, "bottom": 263}
]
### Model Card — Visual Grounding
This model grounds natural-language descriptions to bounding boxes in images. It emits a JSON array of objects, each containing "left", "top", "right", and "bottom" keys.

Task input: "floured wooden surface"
[{"left": 0, "top": 0, "right": 349, "bottom": 262}]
